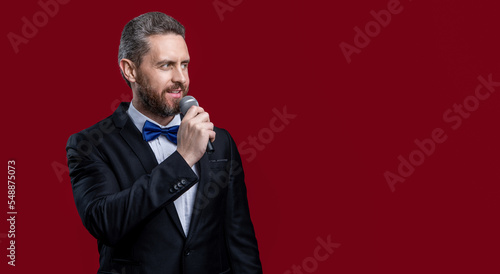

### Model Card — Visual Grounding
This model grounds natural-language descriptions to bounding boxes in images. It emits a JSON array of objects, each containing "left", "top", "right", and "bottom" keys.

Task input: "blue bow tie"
[{"left": 142, "top": 120, "right": 179, "bottom": 144}]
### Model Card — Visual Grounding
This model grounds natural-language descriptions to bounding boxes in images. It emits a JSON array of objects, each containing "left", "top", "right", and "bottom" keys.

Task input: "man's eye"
[
  {"left": 181, "top": 64, "right": 188, "bottom": 69},
  {"left": 162, "top": 64, "right": 171, "bottom": 68}
]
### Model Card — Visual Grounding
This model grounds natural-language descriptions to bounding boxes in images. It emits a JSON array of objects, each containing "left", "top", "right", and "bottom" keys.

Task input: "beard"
[{"left": 135, "top": 72, "right": 189, "bottom": 118}]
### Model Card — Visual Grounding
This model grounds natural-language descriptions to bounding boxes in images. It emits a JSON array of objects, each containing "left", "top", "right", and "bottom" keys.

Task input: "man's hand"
[{"left": 177, "top": 106, "right": 216, "bottom": 167}]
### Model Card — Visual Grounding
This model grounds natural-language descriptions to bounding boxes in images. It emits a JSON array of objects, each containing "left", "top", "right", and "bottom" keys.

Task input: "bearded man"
[{"left": 66, "top": 12, "right": 262, "bottom": 274}]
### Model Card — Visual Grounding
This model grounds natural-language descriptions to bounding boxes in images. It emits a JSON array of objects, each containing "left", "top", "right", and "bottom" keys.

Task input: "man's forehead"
[{"left": 146, "top": 34, "right": 189, "bottom": 61}]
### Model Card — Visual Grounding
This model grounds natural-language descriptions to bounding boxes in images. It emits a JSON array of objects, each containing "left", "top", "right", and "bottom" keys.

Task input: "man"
[{"left": 66, "top": 12, "right": 262, "bottom": 274}]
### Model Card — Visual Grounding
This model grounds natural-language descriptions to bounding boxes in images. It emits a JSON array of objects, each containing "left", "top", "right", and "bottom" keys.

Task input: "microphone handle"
[{"left": 207, "top": 140, "right": 215, "bottom": 154}]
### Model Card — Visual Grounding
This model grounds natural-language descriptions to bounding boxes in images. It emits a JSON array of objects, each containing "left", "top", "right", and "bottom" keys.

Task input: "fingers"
[
  {"left": 191, "top": 112, "right": 210, "bottom": 124},
  {"left": 209, "top": 130, "right": 216, "bottom": 143},
  {"left": 183, "top": 106, "right": 212, "bottom": 128},
  {"left": 184, "top": 106, "right": 207, "bottom": 121},
  {"left": 181, "top": 105, "right": 214, "bottom": 139},
  {"left": 177, "top": 105, "right": 215, "bottom": 165},
  {"left": 193, "top": 121, "right": 214, "bottom": 140}
]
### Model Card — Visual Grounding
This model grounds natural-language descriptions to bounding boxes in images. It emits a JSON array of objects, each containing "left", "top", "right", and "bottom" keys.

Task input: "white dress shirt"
[{"left": 127, "top": 102, "right": 198, "bottom": 236}]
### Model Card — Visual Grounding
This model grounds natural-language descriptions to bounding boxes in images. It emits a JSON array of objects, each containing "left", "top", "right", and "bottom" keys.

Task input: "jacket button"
[
  {"left": 169, "top": 188, "right": 175, "bottom": 193},
  {"left": 184, "top": 249, "right": 191, "bottom": 256},
  {"left": 174, "top": 184, "right": 179, "bottom": 190},
  {"left": 177, "top": 182, "right": 183, "bottom": 188},
  {"left": 180, "top": 179, "right": 187, "bottom": 185}
]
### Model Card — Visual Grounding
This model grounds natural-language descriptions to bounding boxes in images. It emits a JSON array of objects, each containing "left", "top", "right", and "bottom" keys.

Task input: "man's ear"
[{"left": 120, "top": 59, "right": 138, "bottom": 83}]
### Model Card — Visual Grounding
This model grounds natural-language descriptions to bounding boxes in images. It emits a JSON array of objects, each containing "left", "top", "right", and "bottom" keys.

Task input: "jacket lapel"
[
  {"left": 119, "top": 118, "right": 158, "bottom": 174},
  {"left": 113, "top": 102, "right": 185, "bottom": 238},
  {"left": 112, "top": 102, "right": 157, "bottom": 174},
  {"left": 165, "top": 204, "right": 186, "bottom": 238},
  {"left": 186, "top": 153, "right": 210, "bottom": 243}
]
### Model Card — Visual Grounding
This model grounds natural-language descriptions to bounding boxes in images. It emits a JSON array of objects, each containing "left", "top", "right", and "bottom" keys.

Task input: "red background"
[{"left": 3, "top": 0, "right": 500, "bottom": 273}]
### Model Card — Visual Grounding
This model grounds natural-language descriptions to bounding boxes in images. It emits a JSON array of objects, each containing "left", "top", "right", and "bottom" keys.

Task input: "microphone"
[{"left": 179, "top": 96, "right": 215, "bottom": 154}]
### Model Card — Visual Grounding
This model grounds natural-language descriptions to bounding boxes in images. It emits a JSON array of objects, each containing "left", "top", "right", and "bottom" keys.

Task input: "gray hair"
[{"left": 118, "top": 12, "right": 185, "bottom": 87}]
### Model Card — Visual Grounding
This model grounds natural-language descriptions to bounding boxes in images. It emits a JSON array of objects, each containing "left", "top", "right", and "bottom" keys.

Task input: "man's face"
[{"left": 135, "top": 34, "right": 190, "bottom": 117}]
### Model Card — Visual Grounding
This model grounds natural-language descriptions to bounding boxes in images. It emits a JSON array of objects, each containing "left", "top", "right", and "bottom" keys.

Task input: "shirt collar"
[{"left": 127, "top": 101, "right": 181, "bottom": 134}]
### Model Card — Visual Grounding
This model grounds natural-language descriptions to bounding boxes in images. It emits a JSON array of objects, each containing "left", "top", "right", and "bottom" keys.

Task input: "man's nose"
[{"left": 172, "top": 66, "right": 186, "bottom": 84}]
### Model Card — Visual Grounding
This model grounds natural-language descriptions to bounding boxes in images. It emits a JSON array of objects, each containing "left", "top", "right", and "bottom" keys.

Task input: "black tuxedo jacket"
[{"left": 66, "top": 102, "right": 262, "bottom": 274}]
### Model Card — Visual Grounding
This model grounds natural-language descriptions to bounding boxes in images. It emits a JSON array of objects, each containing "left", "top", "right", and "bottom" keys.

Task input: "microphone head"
[{"left": 179, "top": 95, "right": 199, "bottom": 115}]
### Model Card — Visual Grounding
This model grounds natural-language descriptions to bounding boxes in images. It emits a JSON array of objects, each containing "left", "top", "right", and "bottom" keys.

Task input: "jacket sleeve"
[
  {"left": 66, "top": 132, "right": 198, "bottom": 246},
  {"left": 223, "top": 130, "right": 263, "bottom": 273}
]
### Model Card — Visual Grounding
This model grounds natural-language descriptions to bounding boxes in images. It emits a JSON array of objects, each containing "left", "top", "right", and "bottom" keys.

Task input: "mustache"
[{"left": 163, "top": 83, "right": 187, "bottom": 93}]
